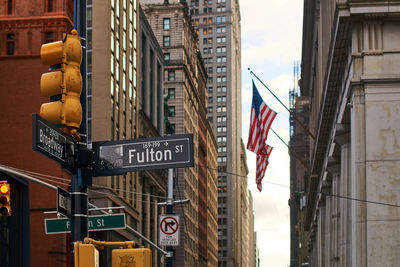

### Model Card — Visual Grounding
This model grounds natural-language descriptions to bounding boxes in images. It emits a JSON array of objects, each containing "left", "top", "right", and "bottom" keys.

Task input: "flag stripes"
[
  {"left": 246, "top": 80, "right": 277, "bottom": 192},
  {"left": 247, "top": 102, "right": 276, "bottom": 154}
]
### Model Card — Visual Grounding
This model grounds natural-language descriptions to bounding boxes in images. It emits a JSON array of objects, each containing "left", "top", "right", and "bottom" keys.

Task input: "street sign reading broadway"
[
  {"left": 32, "top": 114, "right": 75, "bottom": 171},
  {"left": 92, "top": 134, "right": 194, "bottom": 176}
]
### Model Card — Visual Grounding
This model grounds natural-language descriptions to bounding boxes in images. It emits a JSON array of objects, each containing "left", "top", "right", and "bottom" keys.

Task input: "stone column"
[{"left": 350, "top": 85, "right": 366, "bottom": 267}]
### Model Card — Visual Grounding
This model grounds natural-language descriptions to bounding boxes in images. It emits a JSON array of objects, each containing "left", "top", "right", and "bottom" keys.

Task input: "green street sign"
[{"left": 45, "top": 214, "right": 126, "bottom": 234}]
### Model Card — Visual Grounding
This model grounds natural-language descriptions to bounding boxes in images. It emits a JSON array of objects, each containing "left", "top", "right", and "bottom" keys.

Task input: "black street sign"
[
  {"left": 32, "top": 114, "right": 75, "bottom": 171},
  {"left": 92, "top": 134, "right": 194, "bottom": 176},
  {"left": 57, "top": 187, "right": 71, "bottom": 217}
]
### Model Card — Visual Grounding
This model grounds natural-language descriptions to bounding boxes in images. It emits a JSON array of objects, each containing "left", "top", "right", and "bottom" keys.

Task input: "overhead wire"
[{"left": 4, "top": 164, "right": 400, "bottom": 208}]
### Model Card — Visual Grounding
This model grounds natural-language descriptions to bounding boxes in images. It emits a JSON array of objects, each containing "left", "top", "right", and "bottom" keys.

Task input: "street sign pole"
[
  {"left": 166, "top": 168, "right": 174, "bottom": 267},
  {"left": 71, "top": 1, "right": 88, "bottom": 266},
  {"left": 71, "top": 169, "right": 88, "bottom": 257}
]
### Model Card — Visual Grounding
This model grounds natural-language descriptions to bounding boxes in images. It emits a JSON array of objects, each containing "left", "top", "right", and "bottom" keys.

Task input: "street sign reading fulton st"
[
  {"left": 92, "top": 134, "right": 194, "bottom": 176},
  {"left": 45, "top": 214, "right": 126, "bottom": 234},
  {"left": 32, "top": 114, "right": 75, "bottom": 171}
]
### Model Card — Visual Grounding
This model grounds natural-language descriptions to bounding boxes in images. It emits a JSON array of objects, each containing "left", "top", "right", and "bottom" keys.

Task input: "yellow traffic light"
[
  {"left": 112, "top": 248, "right": 152, "bottom": 267},
  {"left": 40, "top": 29, "right": 82, "bottom": 134},
  {"left": 74, "top": 242, "right": 99, "bottom": 267},
  {"left": 0, "top": 181, "right": 11, "bottom": 216}
]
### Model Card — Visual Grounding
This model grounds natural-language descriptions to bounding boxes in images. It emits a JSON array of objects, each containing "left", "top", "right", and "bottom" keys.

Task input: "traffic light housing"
[
  {"left": 40, "top": 29, "right": 82, "bottom": 136},
  {"left": 74, "top": 242, "right": 99, "bottom": 267},
  {"left": 112, "top": 248, "right": 152, "bottom": 267},
  {"left": 0, "top": 181, "right": 11, "bottom": 216}
]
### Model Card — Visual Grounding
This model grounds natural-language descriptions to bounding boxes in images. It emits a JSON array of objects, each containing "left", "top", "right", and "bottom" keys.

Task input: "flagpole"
[
  {"left": 270, "top": 128, "right": 309, "bottom": 171},
  {"left": 248, "top": 68, "right": 315, "bottom": 140}
]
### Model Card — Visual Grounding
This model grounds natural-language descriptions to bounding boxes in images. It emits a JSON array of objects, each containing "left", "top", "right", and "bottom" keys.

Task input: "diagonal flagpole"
[
  {"left": 270, "top": 128, "right": 309, "bottom": 171},
  {"left": 248, "top": 68, "right": 315, "bottom": 140}
]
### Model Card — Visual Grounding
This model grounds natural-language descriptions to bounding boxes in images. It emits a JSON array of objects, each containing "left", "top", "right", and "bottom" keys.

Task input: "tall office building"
[
  {"left": 188, "top": 1, "right": 245, "bottom": 266},
  {"left": 141, "top": 1, "right": 218, "bottom": 266},
  {"left": 88, "top": 0, "right": 166, "bottom": 265}
]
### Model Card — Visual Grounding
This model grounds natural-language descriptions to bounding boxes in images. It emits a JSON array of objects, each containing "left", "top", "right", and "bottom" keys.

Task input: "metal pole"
[
  {"left": 166, "top": 168, "right": 173, "bottom": 267},
  {"left": 71, "top": 169, "right": 88, "bottom": 267},
  {"left": 72, "top": 1, "right": 87, "bottom": 265},
  {"left": 249, "top": 68, "right": 315, "bottom": 139}
]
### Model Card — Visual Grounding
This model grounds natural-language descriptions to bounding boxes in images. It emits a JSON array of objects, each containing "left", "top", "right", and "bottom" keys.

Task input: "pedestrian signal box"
[
  {"left": 74, "top": 242, "right": 99, "bottom": 267},
  {"left": 112, "top": 248, "right": 152, "bottom": 267}
]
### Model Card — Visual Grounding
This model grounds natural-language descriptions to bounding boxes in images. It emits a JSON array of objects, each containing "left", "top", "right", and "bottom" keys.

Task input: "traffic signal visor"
[
  {"left": 40, "top": 29, "right": 82, "bottom": 131},
  {"left": 0, "top": 182, "right": 11, "bottom": 216}
]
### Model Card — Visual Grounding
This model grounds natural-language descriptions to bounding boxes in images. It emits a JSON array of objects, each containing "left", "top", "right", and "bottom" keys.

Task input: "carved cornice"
[{"left": 0, "top": 15, "right": 73, "bottom": 31}]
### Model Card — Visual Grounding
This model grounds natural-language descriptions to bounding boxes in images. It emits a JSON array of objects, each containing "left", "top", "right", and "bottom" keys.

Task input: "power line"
[{"left": 5, "top": 164, "right": 399, "bottom": 209}]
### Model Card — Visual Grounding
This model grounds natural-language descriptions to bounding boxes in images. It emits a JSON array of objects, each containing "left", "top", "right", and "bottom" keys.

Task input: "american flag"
[
  {"left": 247, "top": 80, "right": 277, "bottom": 191},
  {"left": 256, "top": 145, "right": 273, "bottom": 191}
]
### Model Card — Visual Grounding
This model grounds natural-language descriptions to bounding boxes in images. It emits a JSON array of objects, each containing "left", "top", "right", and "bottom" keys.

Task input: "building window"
[
  {"left": 7, "top": 0, "right": 13, "bottom": 14},
  {"left": 163, "top": 18, "right": 171, "bottom": 30},
  {"left": 216, "top": 6, "right": 226, "bottom": 12},
  {"left": 163, "top": 36, "right": 170, "bottom": 46},
  {"left": 168, "top": 70, "right": 175, "bottom": 81},
  {"left": 168, "top": 88, "right": 175, "bottom": 99},
  {"left": 6, "top": 33, "right": 15, "bottom": 55},
  {"left": 47, "top": 0, "right": 54, "bottom": 12},
  {"left": 216, "top": 47, "right": 227, "bottom": 53},
  {"left": 216, "top": 36, "right": 226, "bottom": 43},
  {"left": 44, "top": 31, "right": 54, "bottom": 43},
  {"left": 164, "top": 53, "right": 170, "bottom": 62},
  {"left": 168, "top": 106, "right": 175, "bottom": 117}
]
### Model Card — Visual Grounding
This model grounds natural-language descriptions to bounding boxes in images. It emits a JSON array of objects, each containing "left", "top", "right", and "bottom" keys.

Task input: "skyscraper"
[
  {"left": 141, "top": 1, "right": 218, "bottom": 266},
  {"left": 188, "top": 1, "right": 246, "bottom": 266}
]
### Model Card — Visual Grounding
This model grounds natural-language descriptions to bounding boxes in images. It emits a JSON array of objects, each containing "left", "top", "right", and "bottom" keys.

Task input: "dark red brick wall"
[{"left": 0, "top": 1, "right": 74, "bottom": 265}]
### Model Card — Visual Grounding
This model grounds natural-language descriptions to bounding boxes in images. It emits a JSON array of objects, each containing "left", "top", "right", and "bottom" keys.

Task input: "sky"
[{"left": 239, "top": 0, "right": 304, "bottom": 266}]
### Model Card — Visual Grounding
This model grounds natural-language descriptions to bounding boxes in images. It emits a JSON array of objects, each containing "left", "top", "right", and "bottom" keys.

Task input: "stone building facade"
[{"left": 298, "top": 1, "right": 400, "bottom": 266}]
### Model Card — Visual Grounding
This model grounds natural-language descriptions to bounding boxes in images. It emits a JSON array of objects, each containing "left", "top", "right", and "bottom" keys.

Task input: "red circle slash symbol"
[{"left": 160, "top": 216, "right": 179, "bottom": 235}]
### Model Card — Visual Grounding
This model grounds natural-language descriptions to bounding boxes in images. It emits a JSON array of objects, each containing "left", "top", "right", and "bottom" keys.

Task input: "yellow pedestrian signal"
[
  {"left": 0, "top": 181, "right": 11, "bottom": 216},
  {"left": 40, "top": 29, "right": 82, "bottom": 136},
  {"left": 112, "top": 248, "right": 152, "bottom": 267},
  {"left": 74, "top": 242, "right": 99, "bottom": 267}
]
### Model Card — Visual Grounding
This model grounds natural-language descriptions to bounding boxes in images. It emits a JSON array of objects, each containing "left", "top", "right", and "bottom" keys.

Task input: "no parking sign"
[{"left": 159, "top": 215, "right": 180, "bottom": 246}]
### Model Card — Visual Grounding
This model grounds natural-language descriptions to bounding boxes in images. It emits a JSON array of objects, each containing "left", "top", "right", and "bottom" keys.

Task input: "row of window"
[
  {"left": 190, "top": 6, "right": 226, "bottom": 15},
  {"left": 4, "top": 31, "right": 57, "bottom": 55},
  {"left": 202, "top": 36, "right": 226, "bottom": 44},
  {"left": 200, "top": 26, "right": 226, "bottom": 36},
  {"left": 209, "top": 96, "right": 227, "bottom": 103},
  {"left": 218, "top": 156, "right": 227, "bottom": 162},
  {"left": 216, "top": 76, "right": 227, "bottom": 83},
  {"left": 218, "top": 146, "right": 227, "bottom": 153},
  {"left": 5, "top": 0, "right": 54, "bottom": 15},
  {"left": 193, "top": 15, "right": 226, "bottom": 25},
  {"left": 190, "top": 0, "right": 225, "bottom": 6},
  {"left": 217, "top": 136, "right": 227, "bottom": 142},
  {"left": 217, "top": 126, "right": 226, "bottom": 133},
  {"left": 203, "top": 46, "right": 227, "bottom": 54}
]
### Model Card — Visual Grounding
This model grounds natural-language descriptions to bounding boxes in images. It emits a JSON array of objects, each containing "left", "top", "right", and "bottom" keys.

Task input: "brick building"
[{"left": 0, "top": 0, "right": 74, "bottom": 266}]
